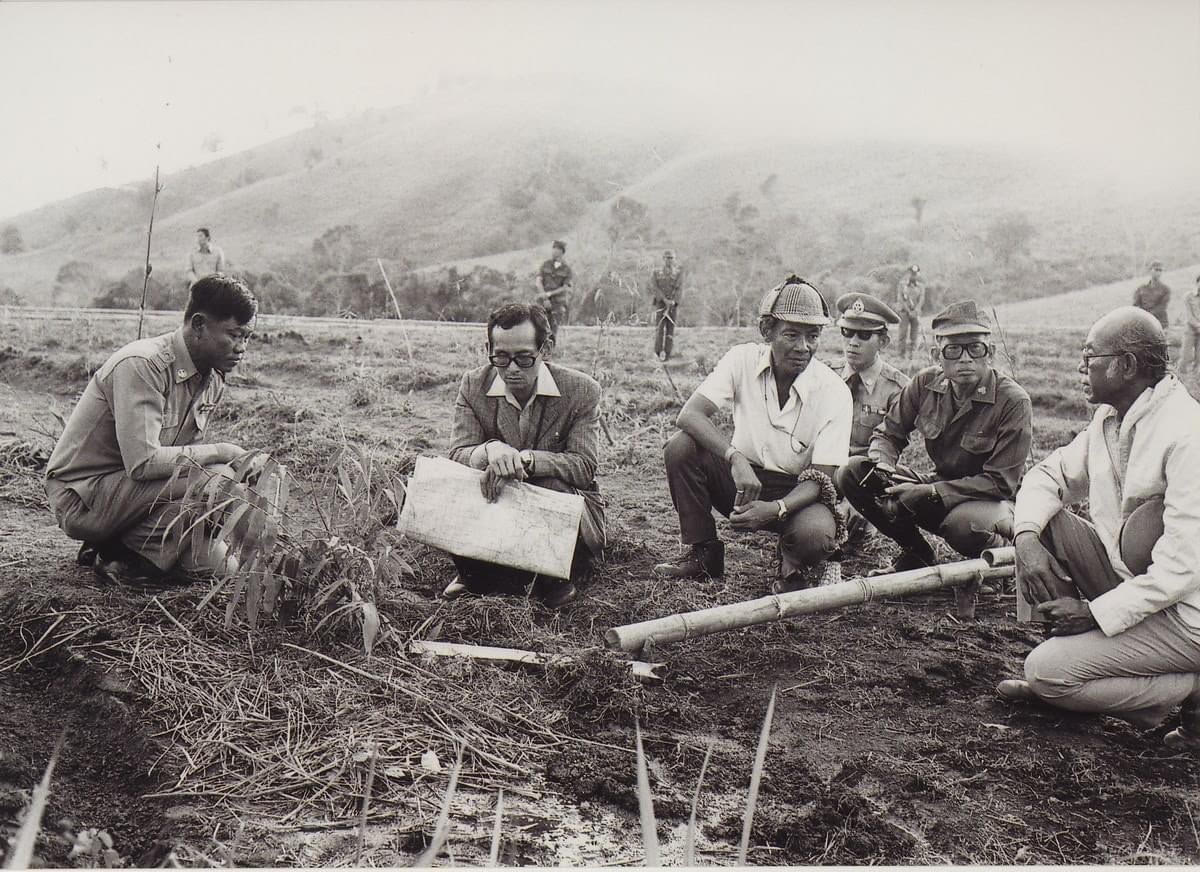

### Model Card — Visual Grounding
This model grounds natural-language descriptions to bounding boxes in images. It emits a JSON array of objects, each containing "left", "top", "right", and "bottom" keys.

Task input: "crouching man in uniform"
[
  {"left": 654, "top": 275, "right": 851, "bottom": 592},
  {"left": 832, "top": 292, "right": 909, "bottom": 546},
  {"left": 443, "top": 302, "right": 604, "bottom": 608},
  {"left": 836, "top": 300, "right": 1032, "bottom": 573},
  {"left": 44, "top": 275, "right": 258, "bottom": 586},
  {"left": 997, "top": 308, "right": 1200, "bottom": 749}
]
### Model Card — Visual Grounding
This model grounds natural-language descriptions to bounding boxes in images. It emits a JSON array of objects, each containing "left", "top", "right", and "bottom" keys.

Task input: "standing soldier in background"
[
  {"left": 650, "top": 249, "right": 684, "bottom": 361},
  {"left": 1132, "top": 261, "right": 1171, "bottom": 328},
  {"left": 1183, "top": 274, "right": 1200, "bottom": 374},
  {"left": 535, "top": 240, "right": 573, "bottom": 346},
  {"left": 895, "top": 264, "right": 924, "bottom": 357},
  {"left": 186, "top": 228, "right": 226, "bottom": 287}
]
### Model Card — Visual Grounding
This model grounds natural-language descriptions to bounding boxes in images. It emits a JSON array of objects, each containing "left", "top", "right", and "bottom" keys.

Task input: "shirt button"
[{"left": 178, "top": 370, "right": 187, "bottom": 379}]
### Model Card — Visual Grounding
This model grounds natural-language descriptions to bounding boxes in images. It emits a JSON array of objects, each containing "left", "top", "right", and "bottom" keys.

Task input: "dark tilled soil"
[{"left": 3, "top": 320, "right": 1200, "bottom": 865}]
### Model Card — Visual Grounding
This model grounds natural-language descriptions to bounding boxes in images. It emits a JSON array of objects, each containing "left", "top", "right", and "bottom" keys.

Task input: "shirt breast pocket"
[
  {"left": 961, "top": 433, "right": 997, "bottom": 454},
  {"left": 916, "top": 414, "right": 943, "bottom": 440}
]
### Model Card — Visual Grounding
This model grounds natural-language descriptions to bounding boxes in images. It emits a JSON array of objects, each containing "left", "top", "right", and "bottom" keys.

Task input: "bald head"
[{"left": 1086, "top": 306, "right": 1169, "bottom": 387}]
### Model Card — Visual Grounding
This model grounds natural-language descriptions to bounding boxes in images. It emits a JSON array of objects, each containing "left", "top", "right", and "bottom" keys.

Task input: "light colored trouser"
[
  {"left": 1180, "top": 327, "right": 1200, "bottom": 372},
  {"left": 46, "top": 466, "right": 235, "bottom": 572},
  {"left": 1020, "top": 509, "right": 1200, "bottom": 727}
]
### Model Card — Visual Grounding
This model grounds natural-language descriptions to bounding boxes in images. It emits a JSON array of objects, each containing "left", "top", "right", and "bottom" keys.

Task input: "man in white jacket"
[{"left": 997, "top": 307, "right": 1200, "bottom": 748}]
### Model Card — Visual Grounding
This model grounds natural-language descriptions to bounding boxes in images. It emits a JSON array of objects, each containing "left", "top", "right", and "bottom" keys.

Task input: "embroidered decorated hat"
[
  {"left": 836, "top": 292, "right": 900, "bottom": 330},
  {"left": 758, "top": 275, "right": 830, "bottom": 326},
  {"left": 931, "top": 299, "right": 992, "bottom": 337}
]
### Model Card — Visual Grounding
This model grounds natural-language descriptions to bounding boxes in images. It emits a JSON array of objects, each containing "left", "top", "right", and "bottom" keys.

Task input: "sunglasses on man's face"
[
  {"left": 840, "top": 327, "right": 884, "bottom": 341},
  {"left": 939, "top": 341, "right": 989, "bottom": 360},
  {"left": 489, "top": 350, "right": 541, "bottom": 369}
]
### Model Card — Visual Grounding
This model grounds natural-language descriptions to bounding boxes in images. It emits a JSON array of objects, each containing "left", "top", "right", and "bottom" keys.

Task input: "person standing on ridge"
[
  {"left": 650, "top": 249, "right": 684, "bottom": 361},
  {"left": 535, "top": 240, "right": 573, "bottom": 347},
  {"left": 1132, "top": 261, "right": 1171, "bottom": 329}
]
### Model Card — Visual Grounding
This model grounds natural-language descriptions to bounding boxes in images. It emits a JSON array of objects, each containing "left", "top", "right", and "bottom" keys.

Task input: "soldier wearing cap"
[
  {"left": 834, "top": 292, "right": 910, "bottom": 457},
  {"left": 654, "top": 275, "right": 852, "bottom": 591},
  {"left": 1133, "top": 261, "right": 1171, "bottom": 328},
  {"left": 833, "top": 292, "right": 911, "bottom": 545},
  {"left": 535, "top": 240, "right": 573, "bottom": 345},
  {"left": 895, "top": 264, "right": 925, "bottom": 357},
  {"left": 650, "top": 249, "right": 684, "bottom": 361},
  {"left": 836, "top": 299, "right": 1032, "bottom": 574}
]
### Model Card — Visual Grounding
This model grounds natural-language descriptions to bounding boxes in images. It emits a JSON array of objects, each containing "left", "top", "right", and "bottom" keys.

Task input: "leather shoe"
[
  {"left": 93, "top": 556, "right": 171, "bottom": 590},
  {"left": 536, "top": 581, "right": 578, "bottom": 609},
  {"left": 996, "top": 679, "right": 1037, "bottom": 702},
  {"left": 868, "top": 545, "right": 936, "bottom": 577},
  {"left": 653, "top": 539, "right": 724, "bottom": 580},
  {"left": 1165, "top": 683, "right": 1200, "bottom": 750},
  {"left": 442, "top": 576, "right": 474, "bottom": 600}
]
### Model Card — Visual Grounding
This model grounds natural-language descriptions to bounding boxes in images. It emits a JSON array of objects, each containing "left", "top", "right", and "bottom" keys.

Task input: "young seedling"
[
  {"left": 634, "top": 721, "right": 660, "bottom": 867},
  {"left": 487, "top": 789, "right": 504, "bottom": 867},
  {"left": 737, "top": 685, "right": 778, "bottom": 865},
  {"left": 5, "top": 729, "right": 66, "bottom": 871},
  {"left": 413, "top": 743, "right": 463, "bottom": 867},
  {"left": 683, "top": 739, "right": 715, "bottom": 866}
]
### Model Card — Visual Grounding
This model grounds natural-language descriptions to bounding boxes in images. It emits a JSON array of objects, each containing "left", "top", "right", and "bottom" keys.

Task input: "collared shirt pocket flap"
[{"left": 961, "top": 432, "right": 997, "bottom": 454}]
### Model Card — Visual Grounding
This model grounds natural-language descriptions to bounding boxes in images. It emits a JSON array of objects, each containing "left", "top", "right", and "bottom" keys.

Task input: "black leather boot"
[{"left": 653, "top": 539, "right": 724, "bottom": 580}]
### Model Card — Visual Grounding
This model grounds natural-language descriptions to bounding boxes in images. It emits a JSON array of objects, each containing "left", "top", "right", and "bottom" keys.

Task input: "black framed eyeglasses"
[
  {"left": 1080, "top": 351, "right": 1125, "bottom": 366},
  {"left": 489, "top": 350, "right": 541, "bottom": 369},
  {"left": 940, "top": 341, "right": 989, "bottom": 360},
  {"left": 840, "top": 327, "right": 884, "bottom": 341}
]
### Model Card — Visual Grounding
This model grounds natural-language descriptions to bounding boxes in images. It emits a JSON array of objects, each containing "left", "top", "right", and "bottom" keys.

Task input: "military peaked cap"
[{"left": 836, "top": 292, "right": 899, "bottom": 330}]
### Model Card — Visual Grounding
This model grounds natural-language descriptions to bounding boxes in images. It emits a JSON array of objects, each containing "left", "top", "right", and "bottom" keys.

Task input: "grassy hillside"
[{"left": 2, "top": 78, "right": 1199, "bottom": 317}]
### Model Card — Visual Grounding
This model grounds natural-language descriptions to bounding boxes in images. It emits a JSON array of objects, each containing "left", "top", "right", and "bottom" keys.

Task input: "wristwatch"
[
  {"left": 929, "top": 483, "right": 941, "bottom": 503},
  {"left": 724, "top": 445, "right": 741, "bottom": 463},
  {"left": 776, "top": 499, "right": 789, "bottom": 520},
  {"left": 520, "top": 450, "right": 535, "bottom": 473}
]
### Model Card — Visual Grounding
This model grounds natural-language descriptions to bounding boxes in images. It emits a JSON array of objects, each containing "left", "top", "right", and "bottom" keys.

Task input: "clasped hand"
[{"left": 480, "top": 441, "right": 527, "bottom": 502}]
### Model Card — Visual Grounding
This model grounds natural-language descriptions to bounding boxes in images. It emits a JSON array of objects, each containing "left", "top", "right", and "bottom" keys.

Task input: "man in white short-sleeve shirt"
[{"left": 654, "top": 275, "right": 852, "bottom": 591}]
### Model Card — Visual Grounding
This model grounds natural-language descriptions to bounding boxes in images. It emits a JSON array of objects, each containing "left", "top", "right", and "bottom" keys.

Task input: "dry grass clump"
[
  {"left": 0, "top": 439, "right": 49, "bottom": 509},
  {"left": 544, "top": 647, "right": 649, "bottom": 726}
]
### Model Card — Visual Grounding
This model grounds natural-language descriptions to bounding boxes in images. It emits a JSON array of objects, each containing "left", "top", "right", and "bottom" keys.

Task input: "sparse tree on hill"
[
  {"left": 911, "top": 196, "right": 927, "bottom": 224},
  {"left": 1, "top": 225, "right": 24, "bottom": 255},
  {"left": 312, "top": 225, "right": 363, "bottom": 273},
  {"left": 53, "top": 260, "right": 100, "bottom": 306},
  {"left": 0, "top": 286, "right": 22, "bottom": 306},
  {"left": 986, "top": 212, "right": 1037, "bottom": 267}
]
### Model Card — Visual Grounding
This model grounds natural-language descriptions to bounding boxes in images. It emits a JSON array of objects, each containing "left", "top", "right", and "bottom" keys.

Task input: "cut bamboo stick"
[
  {"left": 408, "top": 640, "right": 665, "bottom": 681},
  {"left": 982, "top": 546, "right": 1015, "bottom": 567},
  {"left": 605, "top": 559, "right": 1015, "bottom": 653}
]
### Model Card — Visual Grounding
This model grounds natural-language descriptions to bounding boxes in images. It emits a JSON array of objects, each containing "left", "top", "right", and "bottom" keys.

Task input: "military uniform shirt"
[
  {"left": 868, "top": 365, "right": 1032, "bottom": 509},
  {"left": 539, "top": 258, "right": 572, "bottom": 294},
  {"left": 650, "top": 266, "right": 683, "bottom": 303},
  {"left": 188, "top": 246, "right": 226, "bottom": 281},
  {"left": 1133, "top": 278, "right": 1171, "bottom": 327},
  {"left": 835, "top": 355, "right": 910, "bottom": 456},
  {"left": 45, "top": 328, "right": 226, "bottom": 505}
]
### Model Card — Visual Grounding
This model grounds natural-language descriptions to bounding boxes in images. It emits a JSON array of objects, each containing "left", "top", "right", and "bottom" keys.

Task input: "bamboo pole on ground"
[
  {"left": 605, "top": 558, "right": 1015, "bottom": 654},
  {"left": 408, "top": 640, "right": 665, "bottom": 681}
]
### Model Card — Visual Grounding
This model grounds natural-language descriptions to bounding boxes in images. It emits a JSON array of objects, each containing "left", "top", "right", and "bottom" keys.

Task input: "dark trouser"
[
  {"left": 654, "top": 301, "right": 677, "bottom": 358},
  {"left": 451, "top": 474, "right": 601, "bottom": 592},
  {"left": 453, "top": 540, "right": 592, "bottom": 593},
  {"left": 1020, "top": 508, "right": 1200, "bottom": 728},
  {"left": 546, "top": 298, "right": 569, "bottom": 344},
  {"left": 898, "top": 312, "right": 920, "bottom": 355},
  {"left": 663, "top": 431, "right": 838, "bottom": 579},
  {"left": 836, "top": 456, "right": 1013, "bottom": 561}
]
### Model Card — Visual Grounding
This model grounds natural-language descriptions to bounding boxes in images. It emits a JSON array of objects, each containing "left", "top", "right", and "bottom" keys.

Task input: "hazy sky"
[{"left": 2, "top": 0, "right": 1198, "bottom": 218}]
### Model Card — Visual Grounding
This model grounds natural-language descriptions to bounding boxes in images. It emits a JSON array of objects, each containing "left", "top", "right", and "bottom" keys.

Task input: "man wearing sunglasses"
[
  {"left": 655, "top": 275, "right": 852, "bottom": 592},
  {"left": 833, "top": 292, "right": 910, "bottom": 545},
  {"left": 836, "top": 300, "right": 1032, "bottom": 574},
  {"left": 443, "top": 302, "right": 603, "bottom": 608},
  {"left": 996, "top": 307, "right": 1200, "bottom": 750}
]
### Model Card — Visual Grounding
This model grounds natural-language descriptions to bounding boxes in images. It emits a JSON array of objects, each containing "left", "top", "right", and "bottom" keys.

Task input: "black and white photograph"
[{"left": 2, "top": 0, "right": 1200, "bottom": 866}]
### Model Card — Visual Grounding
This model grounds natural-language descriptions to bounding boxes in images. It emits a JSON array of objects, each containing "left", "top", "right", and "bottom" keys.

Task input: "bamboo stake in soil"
[
  {"left": 376, "top": 258, "right": 415, "bottom": 366},
  {"left": 604, "top": 558, "right": 1015, "bottom": 653},
  {"left": 137, "top": 158, "right": 163, "bottom": 341}
]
